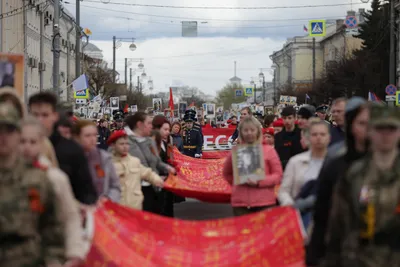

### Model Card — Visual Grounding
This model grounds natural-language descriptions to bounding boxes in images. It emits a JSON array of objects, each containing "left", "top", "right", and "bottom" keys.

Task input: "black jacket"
[
  {"left": 97, "top": 126, "right": 111, "bottom": 150},
  {"left": 274, "top": 126, "right": 304, "bottom": 170},
  {"left": 306, "top": 151, "right": 365, "bottom": 265},
  {"left": 50, "top": 131, "right": 98, "bottom": 205},
  {"left": 183, "top": 128, "right": 202, "bottom": 157},
  {"left": 329, "top": 125, "right": 345, "bottom": 146},
  {"left": 231, "top": 124, "right": 239, "bottom": 142}
]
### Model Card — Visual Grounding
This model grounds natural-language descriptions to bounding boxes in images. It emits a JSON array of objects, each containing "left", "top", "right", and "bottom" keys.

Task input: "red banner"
[
  {"left": 83, "top": 200, "right": 306, "bottom": 267},
  {"left": 202, "top": 128, "right": 235, "bottom": 150},
  {"left": 165, "top": 149, "right": 231, "bottom": 203},
  {"left": 202, "top": 150, "right": 230, "bottom": 159}
]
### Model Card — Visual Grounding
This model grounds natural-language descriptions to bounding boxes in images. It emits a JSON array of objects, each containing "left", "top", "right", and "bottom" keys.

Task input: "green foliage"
[
  {"left": 215, "top": 83, "right": 247, "bottom": 110},
  {"left": 181, "top": 95, "right": 206, "bottom": 106},
  {"left": 127, "top": 90, "right": 151, "bottom": 111}
]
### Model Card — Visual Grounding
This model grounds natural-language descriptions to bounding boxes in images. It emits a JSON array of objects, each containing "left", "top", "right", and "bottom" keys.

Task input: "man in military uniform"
[
  {"left": 316, "top": 105, "right": 331, "bottom": 123},
  {"left": 183, "top": 109, "right": 203, "bottom": 153},
  {"left": 182, "top": 112, "right": 203, "bottom": 158},
  {"left": 0, "top": 103, "right": 65, "bottom": 266},
  {"left": 322, "top": 104, "right": 400, "bottom": 267},
  {"left": 110, "top": 109, "right": 125, "bottom": 132}
]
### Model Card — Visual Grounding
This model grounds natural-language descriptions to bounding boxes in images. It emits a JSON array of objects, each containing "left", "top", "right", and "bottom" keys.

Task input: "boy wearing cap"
[
  {"left": 323, "top": 105, "right": 400, "bottom": 267},
  {"left": 108, "top": 130, "right": 164, "bottom": 210}
]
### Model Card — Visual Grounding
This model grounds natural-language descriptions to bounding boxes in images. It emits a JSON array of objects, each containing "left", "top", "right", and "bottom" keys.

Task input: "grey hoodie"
[{"left": 127, "top": 133, "right": 169, "bottom": 186}]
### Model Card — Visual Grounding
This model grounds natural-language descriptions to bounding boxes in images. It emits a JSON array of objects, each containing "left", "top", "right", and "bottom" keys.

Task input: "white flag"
[{"left": 72, "top": 74, "right": 89, "bottom": 92}]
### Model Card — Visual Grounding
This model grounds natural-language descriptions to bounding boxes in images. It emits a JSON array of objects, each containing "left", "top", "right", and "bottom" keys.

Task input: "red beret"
[
  {"left": 262, "top": 127, "right": 275, "bottom": 136},
  {"left": 272, "top": 118, "right": 283, "bottom": 127},
  {"left": 107, "top": 130, "right": 127, "bottom": 145}
]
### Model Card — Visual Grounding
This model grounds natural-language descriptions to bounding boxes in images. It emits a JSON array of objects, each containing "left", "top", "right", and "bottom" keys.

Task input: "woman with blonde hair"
[{"left": 223, "top": 116, "right": 283, "bottom": 216}]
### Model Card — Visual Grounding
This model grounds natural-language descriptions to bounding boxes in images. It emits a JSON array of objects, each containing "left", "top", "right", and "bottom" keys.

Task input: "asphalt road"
[{"left": 174, "top": 198, "right": 233, "bottom": 220}]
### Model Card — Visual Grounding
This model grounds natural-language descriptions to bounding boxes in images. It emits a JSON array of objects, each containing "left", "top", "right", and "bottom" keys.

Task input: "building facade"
[
  {"left": 0, "top": 0, "right": 78, "bottom": 102},
  {"left": 270, "top": 10, "right": 364, "bottom": 94}
]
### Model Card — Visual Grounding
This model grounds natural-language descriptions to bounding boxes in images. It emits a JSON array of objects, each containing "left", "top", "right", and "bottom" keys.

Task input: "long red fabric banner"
[
  {"left": 202, "top": 150, "right": 230, "bottom": 159},
  {"left": 165, "top": 148, "right": 231, "bottom": 203},
  {"left": 83, "top": 200, "right": 306, "bottom": 267}
]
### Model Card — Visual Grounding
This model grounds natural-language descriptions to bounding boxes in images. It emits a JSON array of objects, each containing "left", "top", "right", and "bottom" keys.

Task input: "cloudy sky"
[{"left": 64, "top": 0, "right": 370, "bottom": 96}]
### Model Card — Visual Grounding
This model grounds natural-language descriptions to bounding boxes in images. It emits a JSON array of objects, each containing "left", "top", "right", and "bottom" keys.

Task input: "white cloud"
[
  {"left": 66, "top": 0, "right": 370, "bottom": 39},
  {"left": 71, "top": 0, "right": 371, "bottom": 96},
  {"left": 91, "top": 37, "right": 283, "bottom": 95}
]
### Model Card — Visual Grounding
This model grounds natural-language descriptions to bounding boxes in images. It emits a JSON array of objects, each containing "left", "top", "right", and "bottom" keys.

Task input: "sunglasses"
[{"left": 374, "top": 125, "right": 399, "bottom": 131}]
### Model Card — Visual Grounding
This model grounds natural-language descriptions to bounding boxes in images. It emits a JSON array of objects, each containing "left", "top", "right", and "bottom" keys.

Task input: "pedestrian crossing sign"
[
  {"left": 309, "top": 20, "right": 326, "bottom": 37},
  {"left": 74, "top": 89, "right": 89, "bottom": 99},
  {"left": 235, "top": 89, "right": 243, "bottom": 97},
  {"left": 244, "top": 87, "right": 253, "bottom": 96}
]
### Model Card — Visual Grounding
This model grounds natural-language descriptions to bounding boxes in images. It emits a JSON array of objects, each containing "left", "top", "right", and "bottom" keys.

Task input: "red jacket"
[{"left": 223, "top": 144, "right": 283, "bottom": 207}]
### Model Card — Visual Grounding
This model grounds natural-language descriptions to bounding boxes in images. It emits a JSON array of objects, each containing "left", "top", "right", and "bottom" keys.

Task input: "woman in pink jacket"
[{"left": 223, "top": 116, "right": 283, "bottom": 216}]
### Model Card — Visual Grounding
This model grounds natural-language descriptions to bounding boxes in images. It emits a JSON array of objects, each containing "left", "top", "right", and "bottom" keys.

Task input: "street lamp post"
[
  {"left": 250, "top": 80, "right": 257, "bottom": 104},
  {"left": 271, "top": 64, "right": 277, "bottom": 107},
  {"left": 259, "top": 71, "right": 265, "bottom": 102},
  {"left": 112, "top": 36, "right": 137, "bottom": 83}
]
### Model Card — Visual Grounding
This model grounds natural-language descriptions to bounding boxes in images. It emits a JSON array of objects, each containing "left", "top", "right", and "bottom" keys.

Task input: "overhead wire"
[
  {"left": 65, "top": 7, "right": 327, "bottom": 30},
  {"left": 65, "top": 3, "right": 351, "bottom": 23},
  {"left": 75, "top": 0, "right": 362, "bottom": 10}
]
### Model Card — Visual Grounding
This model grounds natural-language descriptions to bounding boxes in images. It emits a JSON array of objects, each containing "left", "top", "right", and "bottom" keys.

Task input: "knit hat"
[{"left": 345, "top": 97, "right": 366, "bottom": 114}]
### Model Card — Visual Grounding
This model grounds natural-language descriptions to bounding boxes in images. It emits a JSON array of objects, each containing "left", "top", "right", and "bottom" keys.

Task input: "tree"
[
  {"left": 126, "top": 90, "right": 151, "bottom": 111},
  {"left": 354, "top": 0, "right": 390, "bottom": 100},
  {"left": 215, "top": 83, "right": 247, "bottom": 110},
  {"left": 84, "top": 57, "right": 115, "bottom": 98},
  {"left": 181, "top": 95, "right": 206, "bottom": 106}
]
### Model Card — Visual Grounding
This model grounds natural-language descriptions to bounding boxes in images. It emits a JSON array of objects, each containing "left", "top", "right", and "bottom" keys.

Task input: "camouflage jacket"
[
  {"left": 0, "top": 159, "right": 65, "bottom": 266},
  {"left": 322, "top": 154, "right": 400, "bottom": 267}
]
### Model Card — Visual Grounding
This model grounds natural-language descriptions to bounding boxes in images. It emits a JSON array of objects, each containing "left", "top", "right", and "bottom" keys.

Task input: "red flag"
[
  {"left": 123, "top": 103, "right": 129, "bottom": 113},
  {"left": 169, "top": 88, "right": 174, "bottom": 117}
]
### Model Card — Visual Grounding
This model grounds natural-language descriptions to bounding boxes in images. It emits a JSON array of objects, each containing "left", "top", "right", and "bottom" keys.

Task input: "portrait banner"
[
  {"left": 83, "top": 200, "right": 306, "bottom": 267},
  {"left": 166, "top": 148, "right": 280, "bottom": 203}
]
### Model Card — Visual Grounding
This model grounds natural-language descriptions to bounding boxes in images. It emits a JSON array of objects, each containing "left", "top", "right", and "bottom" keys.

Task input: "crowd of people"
[
  {"left": 1, "top": 87, "right": 399, "bottom": 266},
  {"left": 221, "top": 98, "right": 400, "bottom": 267}
]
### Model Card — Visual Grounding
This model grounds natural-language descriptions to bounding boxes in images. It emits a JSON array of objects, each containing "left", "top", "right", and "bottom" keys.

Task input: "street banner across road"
[
  {"left": 165, "top": 148, "right": 231, "bottom": 203},
  {"left": 202, "top": 128, "right": 235, "bottom": 150},
  {"left": 83, "top": 200, "right": 306, "bottom": 267}
]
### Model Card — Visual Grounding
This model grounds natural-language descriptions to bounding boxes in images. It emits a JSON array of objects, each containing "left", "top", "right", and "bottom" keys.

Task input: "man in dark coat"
[{"left": 182, "top": 112, "right": 202, "bottom": 158}]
